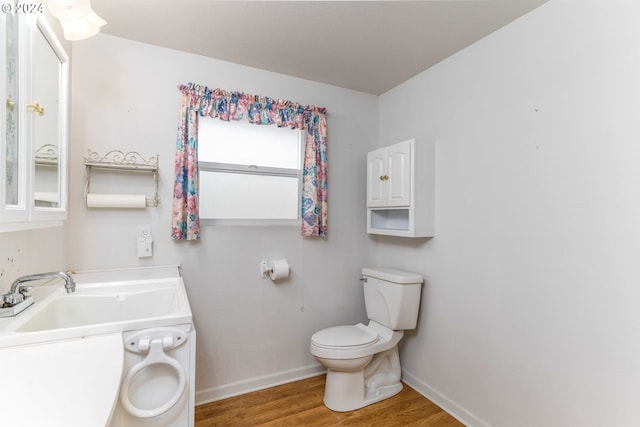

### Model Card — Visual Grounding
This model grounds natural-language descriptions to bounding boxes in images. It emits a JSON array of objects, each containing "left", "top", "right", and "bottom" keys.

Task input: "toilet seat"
[{"left": 311, "top": 323, "right": 378, "bottom": 350}]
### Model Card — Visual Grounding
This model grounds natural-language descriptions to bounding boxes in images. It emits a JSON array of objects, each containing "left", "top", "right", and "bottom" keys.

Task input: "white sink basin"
[
  {"left": 16, "top": 287, "right": 180, "bottom": 332},
  {"left": 0, "top": 265, "right": 192, "bottom": 348}
]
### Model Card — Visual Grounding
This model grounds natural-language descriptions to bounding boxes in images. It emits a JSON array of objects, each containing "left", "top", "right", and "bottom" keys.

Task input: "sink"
[
  {"left": 16, "top": 287, "right": 179, "bottom": 332},
  {"left": 0, "top": 265, "right": 192, "bottom": 348}
]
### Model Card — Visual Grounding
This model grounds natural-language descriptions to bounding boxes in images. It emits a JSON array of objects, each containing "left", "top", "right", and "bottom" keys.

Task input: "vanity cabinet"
[
  {"left": 366, "top": 139, "right": 434, "bottom": 237},
  {"left": 1, "top": 14, "right": 68, "bottom": 230}
]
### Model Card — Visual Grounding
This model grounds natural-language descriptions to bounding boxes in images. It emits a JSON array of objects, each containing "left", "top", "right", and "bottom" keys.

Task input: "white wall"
[
  {"left": 70, "top": 34, "right": 379, "bottom": 400},
  {"left": 378, "top": 0, "right": 640, "bottom": 425},
  {"left": 0, "top": 227, "right": 68, "bottom": 293}
]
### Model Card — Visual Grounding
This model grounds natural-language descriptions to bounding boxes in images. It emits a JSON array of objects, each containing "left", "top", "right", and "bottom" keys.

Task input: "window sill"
[{"left": 200, "top": 218, "right": 298, "bottom": 227}]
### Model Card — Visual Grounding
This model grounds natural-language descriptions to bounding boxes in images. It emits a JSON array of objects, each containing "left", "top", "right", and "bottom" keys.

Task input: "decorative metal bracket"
[
  {"left": 83, "top": 150, "right": 159, "bottom": 207},
  {"left": 35, "top": 144, "right": 59, "bottom": 165}
]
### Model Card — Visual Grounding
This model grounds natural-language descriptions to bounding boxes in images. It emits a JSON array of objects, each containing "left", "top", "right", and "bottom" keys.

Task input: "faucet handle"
[{"left": 18, "top": 286, "right": 34, "bottom": 295}]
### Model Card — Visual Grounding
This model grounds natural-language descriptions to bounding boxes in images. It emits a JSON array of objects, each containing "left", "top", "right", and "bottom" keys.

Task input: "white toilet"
[{"left": 310, "top": 267, "right": 423, "bottom": 412}]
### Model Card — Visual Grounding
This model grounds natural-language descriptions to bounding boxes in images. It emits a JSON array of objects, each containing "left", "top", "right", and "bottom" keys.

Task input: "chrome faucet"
[{"left": 2, "top": 271, "right": 76, "bottom": 307}]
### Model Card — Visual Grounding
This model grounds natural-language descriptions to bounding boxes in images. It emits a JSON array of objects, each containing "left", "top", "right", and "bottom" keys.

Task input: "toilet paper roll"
[
  {"left": 269, "top": 259, "right": 290, "bottom": 280},
  {"left": 86, "top": 193, "right": 147, "bottom": 209}
]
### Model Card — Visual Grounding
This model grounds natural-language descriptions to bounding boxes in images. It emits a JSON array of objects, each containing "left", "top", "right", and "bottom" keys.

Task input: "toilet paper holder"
[
  {"left": 260, "top": 261, "right": 271, "bottom": 278},
  {"left": 260, "top": 259, "right": 290, "bottom": 280}
]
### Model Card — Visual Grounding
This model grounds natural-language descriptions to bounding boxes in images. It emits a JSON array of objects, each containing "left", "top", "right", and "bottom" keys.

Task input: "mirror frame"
[{"left": 31, "top": 15, "right": 69, "bottom": 220}]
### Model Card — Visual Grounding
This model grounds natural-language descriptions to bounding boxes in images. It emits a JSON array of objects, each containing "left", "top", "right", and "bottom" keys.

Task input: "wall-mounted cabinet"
[
  {"left": 367, "top": 139, "right": 412, "bottom": 207},
  {"left": 366, "top": 139, "right": 434, "bottom": 237},
  {"left": 1, "top": 14, "right": 68, "bottom": 231}
]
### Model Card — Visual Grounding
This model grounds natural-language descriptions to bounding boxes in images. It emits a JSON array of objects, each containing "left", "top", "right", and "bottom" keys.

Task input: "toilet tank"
[{"left": 362, "top": 268, "right": 423, "bottom": 330}]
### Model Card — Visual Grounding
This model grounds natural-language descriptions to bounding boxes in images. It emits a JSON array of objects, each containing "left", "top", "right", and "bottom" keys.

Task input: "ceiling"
[{"left": 91, "top": 0, "right": 549, "bottom": 95}]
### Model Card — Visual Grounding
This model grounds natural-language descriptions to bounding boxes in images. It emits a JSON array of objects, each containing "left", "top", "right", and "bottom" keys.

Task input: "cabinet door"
[
  {"left": 1, "top": 12, "right": 28, "bottom": 221},
  {"left": 386, "top": 140, "right": 411, "bottom": 206},
  {"left": 367, "top": 148, "right": 387, "bottom": 207}
]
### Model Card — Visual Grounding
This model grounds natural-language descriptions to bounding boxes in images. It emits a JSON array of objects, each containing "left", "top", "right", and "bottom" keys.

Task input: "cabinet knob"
[{"left": 383, "top": 175, "right": 389, "bottom": 181}]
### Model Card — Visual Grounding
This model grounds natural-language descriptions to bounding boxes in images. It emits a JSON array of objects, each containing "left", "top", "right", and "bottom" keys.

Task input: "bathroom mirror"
[{"left": 32, "top": 20, "right": 65, "bottom": 209}]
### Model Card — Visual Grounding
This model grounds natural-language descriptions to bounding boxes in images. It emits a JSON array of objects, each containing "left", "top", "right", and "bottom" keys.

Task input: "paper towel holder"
[{"left": 84, "top": 150, "right": 159, "bottom": 208}]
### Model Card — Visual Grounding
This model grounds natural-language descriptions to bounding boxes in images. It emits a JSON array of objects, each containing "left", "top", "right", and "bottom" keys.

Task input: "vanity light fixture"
[{"left": 47, "top": 0, "right": 106, "bottom": 41}]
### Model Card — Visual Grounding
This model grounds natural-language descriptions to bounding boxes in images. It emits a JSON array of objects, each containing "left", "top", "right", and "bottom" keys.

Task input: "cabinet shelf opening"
[{"left": 369, "top": 209, "right": 410, "bottom": 231}]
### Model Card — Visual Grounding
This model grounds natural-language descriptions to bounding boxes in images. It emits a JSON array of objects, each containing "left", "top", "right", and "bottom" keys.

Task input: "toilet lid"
[{"left": 312, "top": 324, "right": 378, "bottom": 349}]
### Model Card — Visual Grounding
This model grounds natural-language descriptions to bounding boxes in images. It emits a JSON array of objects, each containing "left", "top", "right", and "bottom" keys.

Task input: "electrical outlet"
[{"left": 138, "top": 226, "right": 151, "bottom": 239}]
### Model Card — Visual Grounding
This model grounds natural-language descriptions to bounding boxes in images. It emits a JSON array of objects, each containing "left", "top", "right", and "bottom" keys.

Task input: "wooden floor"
[{"left": 195, "top": 375, "right": 464, "bottom": 427}]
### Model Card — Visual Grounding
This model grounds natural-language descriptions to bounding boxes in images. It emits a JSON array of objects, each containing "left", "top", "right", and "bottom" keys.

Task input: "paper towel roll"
[
  {"left": 86, "top": 193, "right": 147, "bottom": 209},
  {"left": 269, "top": 259, "right": 290, "bottom": 280}
]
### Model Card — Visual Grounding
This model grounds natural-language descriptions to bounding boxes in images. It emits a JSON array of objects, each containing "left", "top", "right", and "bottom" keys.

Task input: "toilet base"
[
  {"left": 324, "top": 369, "right": 366, "bottom": 412},
  {"left": 322, "top": 347, "right": 404, "bottom": 412},
  {"left": 323, "top": 369, "right": 404, "bottom": 412},
  {"left": 365, "top": 382, "right": 403, "bottom": 406}
]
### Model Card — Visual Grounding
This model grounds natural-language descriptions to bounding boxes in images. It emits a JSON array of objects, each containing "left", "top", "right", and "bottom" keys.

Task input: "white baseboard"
[
  {"left": 195, "top": 364, "right": 326, "bottom": 406},
  {"left": 402, "top": 369, "right": 491, "bottom": 427}
]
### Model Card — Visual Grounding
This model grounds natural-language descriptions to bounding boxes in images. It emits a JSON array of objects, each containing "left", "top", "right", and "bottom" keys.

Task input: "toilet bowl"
[
  {"left": 311, "top": 321, "right": 404, "bottom": 411},
  {"left": 310, "top": 268, "right": 423, "bottom": 412}
]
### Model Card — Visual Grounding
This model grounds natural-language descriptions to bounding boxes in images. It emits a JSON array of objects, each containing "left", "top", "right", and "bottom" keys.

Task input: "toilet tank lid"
[{"left": 362, "top": 267, "right": 423, "bottom": 284}]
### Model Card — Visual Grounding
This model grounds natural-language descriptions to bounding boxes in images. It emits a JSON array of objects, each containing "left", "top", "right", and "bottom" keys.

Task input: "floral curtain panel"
[{"left": 171, "top": 83, "right": 328, "bottom": 240}]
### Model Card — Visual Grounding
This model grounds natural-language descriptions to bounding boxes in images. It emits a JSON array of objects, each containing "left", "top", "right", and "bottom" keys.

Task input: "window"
[{"left": 198, "top": 118, "right": 303, "bottom": 222}]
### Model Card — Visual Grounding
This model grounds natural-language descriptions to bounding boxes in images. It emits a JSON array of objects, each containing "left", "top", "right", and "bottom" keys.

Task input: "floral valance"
[{"left": 171, "top": 83, "right": 328, "bottom": 240}]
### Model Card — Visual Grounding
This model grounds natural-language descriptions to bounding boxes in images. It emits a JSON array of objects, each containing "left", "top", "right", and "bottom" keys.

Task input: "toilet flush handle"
[{"left": 359, "top": 277, "right": 368, "bottom": 283}]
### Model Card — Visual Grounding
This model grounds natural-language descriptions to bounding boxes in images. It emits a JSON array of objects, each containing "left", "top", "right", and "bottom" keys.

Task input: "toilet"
[{"left": 310, "top": 267, "right": 423, "bottom": 412}]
